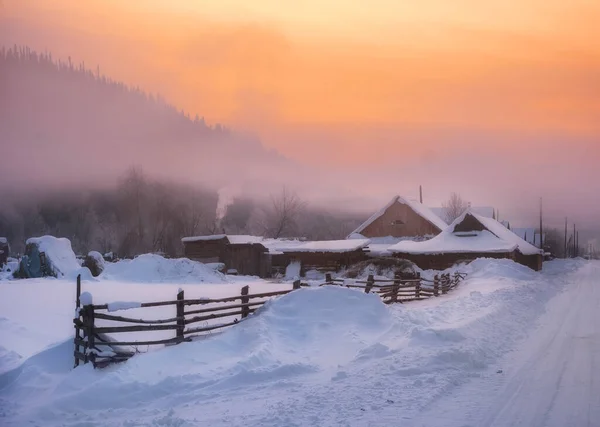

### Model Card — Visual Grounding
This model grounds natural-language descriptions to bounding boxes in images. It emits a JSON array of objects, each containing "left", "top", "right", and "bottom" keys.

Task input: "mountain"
[{"left": 0, "top": 45, "right": 292, "bottom": 192}]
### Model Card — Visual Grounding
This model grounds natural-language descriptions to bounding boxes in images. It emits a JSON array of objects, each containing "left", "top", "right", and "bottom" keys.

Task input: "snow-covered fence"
[
  {"left": 73, "top": 277, "right": 306, "bottom": 368},
  {"left": 321, "top": 272, "right": 466, "bottom": 303}
]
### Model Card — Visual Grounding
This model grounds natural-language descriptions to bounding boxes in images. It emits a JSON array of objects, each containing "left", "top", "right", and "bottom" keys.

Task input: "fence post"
[
  {"left": 293, "top": 280, "right": 301, "bottom": 290},
  {"left": 392, "top": 272, "right": 400, "bottom": 303},
  {"left": 365, "top": 274, "right": 374, "bottom": 293},
  {"left": 81, "top": 304, "right": 95, "bottom": 366},
  {"left": 74, "top": 274, "right": 82, "bottom": 367},
  {"left": 325, "top": 273, "right": 332, "bottom": 285},
  {"left": 240, "top": 285, "right": 250, "bottom": 319},
  {"left": 415, "top": 272, "right": 421, "bottom": 299},
  {"left": 176, "top": 289, "right": 185, "bottom": 340},
  {"left": 433, "top": 274, "right": 439, "bottom": 297},
  {"left": 441, "top": 274, "right": 448, "bottom": 294}
]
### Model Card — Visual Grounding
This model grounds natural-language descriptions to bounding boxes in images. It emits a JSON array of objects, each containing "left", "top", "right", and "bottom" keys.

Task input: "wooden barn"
[
  {"left": 182, "top": 235, "right": 370, "bottom": 278},
  {"left": 348, "top": 196, "right": 447, "bottom": 240},
  {"left": 387, "top": 210, "right": 543, "bottom": 271}
]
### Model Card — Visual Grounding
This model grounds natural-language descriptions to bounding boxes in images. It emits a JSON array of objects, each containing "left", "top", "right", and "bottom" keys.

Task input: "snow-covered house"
[
  {"left": 387, "top": 211, "right": 544, "bottom": 271},
  {"left": 348, "top": 196, "right": 447, "bottom": 241},
  {"left": 182, "top": 235, "right": 371, "bottom": 277}
]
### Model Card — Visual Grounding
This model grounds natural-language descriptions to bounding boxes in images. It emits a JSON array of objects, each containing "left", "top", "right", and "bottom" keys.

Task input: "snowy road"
[{"left": 412, "top": 261, "right": 600, "bottom": 427}]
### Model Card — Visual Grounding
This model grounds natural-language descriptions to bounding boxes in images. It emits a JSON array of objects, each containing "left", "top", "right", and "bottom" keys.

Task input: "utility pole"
[
  {"left": 573, "top": 224, "right": 576, "bottom": 257},
  {"left": 576, "top": 231, "right": 580, "bottom": 258},
  {"left": 564, "top": 217, "right": 568, "bottom": 258},
  {"left": 419, "top": 185, "right": 423, "bottom": 204},
  {"left": 539, "top": 198, "right": 543, "bottom": 249}
]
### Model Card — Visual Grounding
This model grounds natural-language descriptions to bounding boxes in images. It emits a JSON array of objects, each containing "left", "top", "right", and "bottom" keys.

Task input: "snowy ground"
[{"left": 0, "top": 258, "right": 597, "bottom": 426}]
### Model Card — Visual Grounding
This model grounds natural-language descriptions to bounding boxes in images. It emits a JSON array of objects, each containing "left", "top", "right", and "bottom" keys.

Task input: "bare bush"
[{"left": 442, "top": 192, "right": 468, "bottom": 223}]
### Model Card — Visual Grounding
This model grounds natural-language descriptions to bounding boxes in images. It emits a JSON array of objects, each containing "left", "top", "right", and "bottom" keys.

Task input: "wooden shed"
[
  {"left": 388, "top": 210, "right": 543, "bottom": 271},
  {"left": 270, "top": 239, "right": 370, "bottom": 275},
  {"left": 182, "top": 235, "right": 270, "bottom": 277},
  {"left": 348, "top": 196, "right": 447, "bottom": 240},
  {"left": 183, "top": 235, "right": 371, "bottom": 278}
]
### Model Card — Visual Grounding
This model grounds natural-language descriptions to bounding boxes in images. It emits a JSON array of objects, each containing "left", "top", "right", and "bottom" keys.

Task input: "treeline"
[
  {"left": 0, "top": 45, "right": 226, "bottom": 134},
  {"left": 0, "top": 168, "right": 363, "bottom": 257}
]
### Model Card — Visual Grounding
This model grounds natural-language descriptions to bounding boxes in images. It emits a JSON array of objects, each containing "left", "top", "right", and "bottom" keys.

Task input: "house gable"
[{"left": 353, "top": 196, "right": 445, "bottom": 239}]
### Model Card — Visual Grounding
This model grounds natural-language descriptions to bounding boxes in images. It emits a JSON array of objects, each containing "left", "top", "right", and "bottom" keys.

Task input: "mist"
[{"left": 1, "top": 0, "right": 599, "bottom": 245}]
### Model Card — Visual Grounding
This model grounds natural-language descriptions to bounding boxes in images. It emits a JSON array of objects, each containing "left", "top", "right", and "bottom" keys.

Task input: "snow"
[
  {"left": 0, "top": 237, "right": 7, "bottom": 244},
  {"left": 408, "top": 260, "right": 600, "bottom": 426},
  {"left": 388, "top": 210, "right": 542, "bottom": 256},
  {"left": 182, "top": 234, "right": 370, "bottom": 254},
  {"left": 79, "top": 291, "right": 93, "bottom": 306},
  {"left": 0, "top": 258, "right": 595, "bottom": 426},
  {"left": 272, "top": 238, "right": 370, "bottom": 253},
  {"left": 285, "top": 260, "right": 301, "bottom": 279},
  {"left": 100, "top": 254, "right": 227, "bottom": 283},
  {"left": 227, "top": 235, "right": 267, "bottom": 245},
  {"left": 88, "top": 250, "right": 104, "bottom": 263},
  {"left": 107, "top": 301, "right": 142, "bottom": 312},
  {"left": 26, "top": 235, "right": 81, "bottom": 277},
  {"left": 475, "top": 213, "right": 543, "bottom": 256},
  {"left": 350, "top": 195, "right": 447, "bottom": 237},
  {"left": 181, "top": 234, "right": 228, "bottom": 242}
]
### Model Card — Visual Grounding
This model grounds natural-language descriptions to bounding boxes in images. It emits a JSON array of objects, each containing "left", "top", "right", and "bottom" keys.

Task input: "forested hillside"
[{"left": 0, "top": 45, "right": 288, "bottom": 191}]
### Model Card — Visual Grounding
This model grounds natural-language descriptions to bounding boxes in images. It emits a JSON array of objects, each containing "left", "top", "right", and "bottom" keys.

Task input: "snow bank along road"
[
  {"left": 0, "top": 259, "right": 597, "bottom": 426},
  {"left": 410, "top": 260, "right": 600, "bottom": 427}
]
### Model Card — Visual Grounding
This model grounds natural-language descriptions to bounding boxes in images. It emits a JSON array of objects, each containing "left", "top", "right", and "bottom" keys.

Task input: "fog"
[{"left": 1, "top": 1, "right": 599, "bottom": 242}]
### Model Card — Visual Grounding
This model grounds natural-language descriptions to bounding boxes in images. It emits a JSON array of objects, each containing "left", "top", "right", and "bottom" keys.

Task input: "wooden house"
[
  {"left": 348, "top": 196, "right": 447, "bottom": 240},
  {"left": 387, "top": 210, "right": 543, "bottom": 271}
]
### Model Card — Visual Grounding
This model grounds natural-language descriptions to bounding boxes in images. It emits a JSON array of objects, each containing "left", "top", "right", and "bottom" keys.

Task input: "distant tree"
[
  {"left": 221, "top": 198, "right": 254, "bottom": 234},
  {"left": 542, "top": 228, "right": 564, "bottom": 257},
  {"left": 442, "top": 193, "right": 468, "bottom": 223},
  {"left": 257, "top": 187, "right": 305, "bottom": 238}
]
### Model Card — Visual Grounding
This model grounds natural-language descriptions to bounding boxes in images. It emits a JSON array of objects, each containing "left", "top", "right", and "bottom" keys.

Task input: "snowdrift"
[
  {"left": 0, "top": 259, "right": 590, "bottom": 427},
  {"left": 99, "top": 253, "right": 227, "bottom": 283}
]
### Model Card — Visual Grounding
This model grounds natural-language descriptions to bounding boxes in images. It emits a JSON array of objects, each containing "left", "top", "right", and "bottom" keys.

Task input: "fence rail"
[
  {"left": 321, "top": 272, "right": 465, "bottom": 303},
  {"left": 73, "top": 271, "right": 465, "bottom": 368}
]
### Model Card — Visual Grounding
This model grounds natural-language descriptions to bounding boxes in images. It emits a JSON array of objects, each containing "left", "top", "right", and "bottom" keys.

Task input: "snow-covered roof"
[
  {"left": 474, "top": 214, "right": 542, "bottom": 256},
  {"left": 226, "top": 235, "right": 265, "bottom": 245},
  {"left": 511, "top": 228, "right": 545, "bottom": 247},
  {"left": 273, "top": 239, "right": 371, "bottom": 253},
  {"left": 181, "top": 234, "right": 228, "bottom": 243},
  {"left": 349, "top": 195, "right": 447, "bottom": 237},
  {"left": 183, "top": 234, "right": 371, "bottom": 254},
  {"left": 430, "top": 206, "right": 495, "bottom": 221},
  {"left": 388, "top": 210, "right": 543, "bottom": 256}
]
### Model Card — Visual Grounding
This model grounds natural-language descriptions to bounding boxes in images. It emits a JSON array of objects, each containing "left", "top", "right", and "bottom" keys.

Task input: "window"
[{"left": 391, "top": 219, "right": 405, "bottom": 225}]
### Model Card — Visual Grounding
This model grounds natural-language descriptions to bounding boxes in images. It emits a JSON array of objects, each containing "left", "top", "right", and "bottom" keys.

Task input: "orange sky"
[{"left": 1, "top": 0, "right": 599, "bottom": 225}]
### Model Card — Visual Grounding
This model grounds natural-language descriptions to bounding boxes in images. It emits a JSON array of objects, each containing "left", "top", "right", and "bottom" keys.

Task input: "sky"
[{"left": 1, "top": 0, "right": 599, "bottom": 229}]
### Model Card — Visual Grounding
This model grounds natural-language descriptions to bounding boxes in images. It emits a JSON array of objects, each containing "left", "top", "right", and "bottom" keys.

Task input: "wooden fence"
[
  {"left": 73, "top": 277, "right": 305, "bottom": 368},
  {"left": 321, "top": 272, "right": 466, "bottom": 303},
  {"left": 73, "top": 271, "right": 465, "bottom": 368}
]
